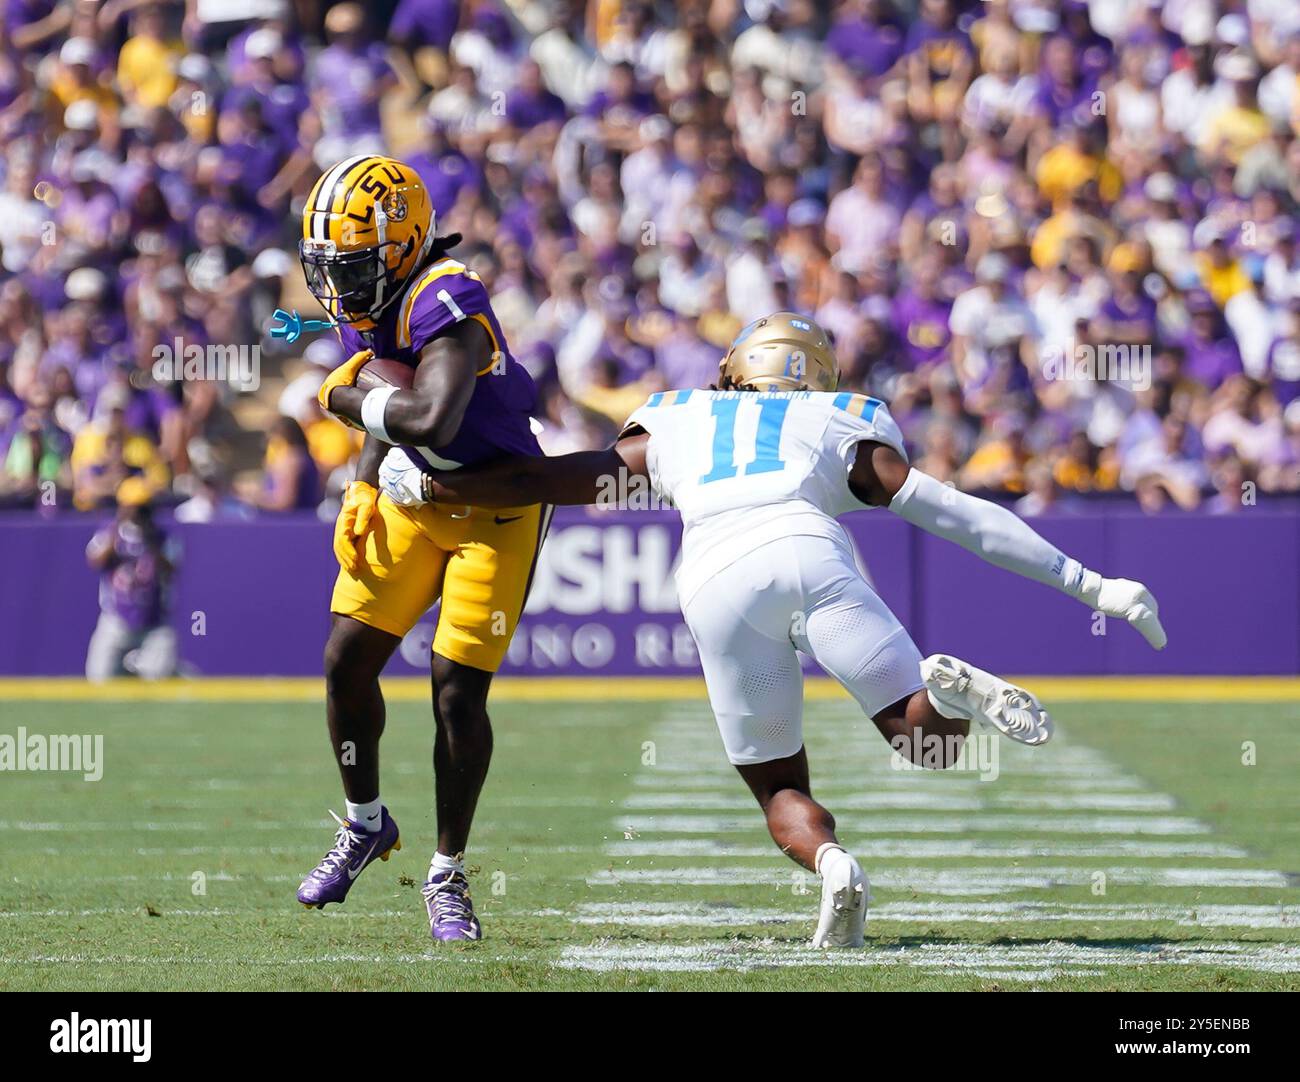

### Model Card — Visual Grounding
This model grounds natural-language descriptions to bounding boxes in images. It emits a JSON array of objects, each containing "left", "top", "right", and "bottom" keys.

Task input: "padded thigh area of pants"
[{"left": 682, "top": 546, "right": 806, "bottom": 764}]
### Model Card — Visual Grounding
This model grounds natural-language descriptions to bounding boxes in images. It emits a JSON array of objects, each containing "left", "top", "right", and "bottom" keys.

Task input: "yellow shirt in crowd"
[
  {"left": 117, "top": 35, "right": 184, "bottom": 108},
  {"left": 1196, "top": 254, "right": 1252, "bottom": 307}
]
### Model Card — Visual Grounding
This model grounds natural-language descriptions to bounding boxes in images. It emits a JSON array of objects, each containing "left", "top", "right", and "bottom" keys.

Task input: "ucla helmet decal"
[{"left": 718, "top": 311, "right": 840, "bottom": 393}]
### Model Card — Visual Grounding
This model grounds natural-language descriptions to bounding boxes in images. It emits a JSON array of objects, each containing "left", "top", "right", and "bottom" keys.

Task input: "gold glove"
[
  {"left": 318, "top": 348, "right": 375, "bottom": 415},
  {"left": 333, "top": 480, "right": 378, "bottom": 573}
]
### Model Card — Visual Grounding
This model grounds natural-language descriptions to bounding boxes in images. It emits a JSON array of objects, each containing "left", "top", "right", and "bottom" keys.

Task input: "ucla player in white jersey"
[{"left": 385, "top": 313, "right": 1167, "bottom": 947}]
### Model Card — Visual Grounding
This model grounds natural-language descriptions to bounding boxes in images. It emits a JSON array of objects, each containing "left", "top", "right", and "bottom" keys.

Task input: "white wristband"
[{"left": 360, "top": 386, "right": 398, "bottom": 443}]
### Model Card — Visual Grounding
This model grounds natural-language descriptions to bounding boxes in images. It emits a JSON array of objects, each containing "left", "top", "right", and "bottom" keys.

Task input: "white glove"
[
  {"left": 1077, "top": 573, "right": 1168, "bottom": 650},
  {"left": 378, "top": 447, "right": 428, "bottom": 507}
]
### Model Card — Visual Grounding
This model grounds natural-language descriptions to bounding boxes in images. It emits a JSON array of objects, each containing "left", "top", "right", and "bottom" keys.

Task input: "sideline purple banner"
[{"left": 0, "top": 508, "right": 1295, "bottom": 676}]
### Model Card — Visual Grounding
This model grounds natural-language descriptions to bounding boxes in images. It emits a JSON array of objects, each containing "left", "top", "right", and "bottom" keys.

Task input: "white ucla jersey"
[{"left": 625, "top": 389, "right": 907, "bottom": 604}]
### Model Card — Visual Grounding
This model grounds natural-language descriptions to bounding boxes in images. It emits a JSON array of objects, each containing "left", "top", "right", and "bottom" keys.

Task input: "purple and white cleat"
[
  {"left": 297, "top": 808, "right": 401, "bottom": 909},
  {"left": 422, "top": 870, "right": 482, "bottom": 942}
]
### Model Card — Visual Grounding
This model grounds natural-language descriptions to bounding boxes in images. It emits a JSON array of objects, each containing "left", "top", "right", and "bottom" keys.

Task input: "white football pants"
[{"left": 681, "top": 532, "right": 925, "bottom": 765}]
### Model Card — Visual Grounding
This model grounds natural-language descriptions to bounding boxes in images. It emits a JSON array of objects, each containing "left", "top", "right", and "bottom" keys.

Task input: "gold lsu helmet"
[
  {"left": 717, "top": 311, "right": 840, "bottom": 392},
  {"left": 300, "top": 155, "right": 438, "bottom": 327}
]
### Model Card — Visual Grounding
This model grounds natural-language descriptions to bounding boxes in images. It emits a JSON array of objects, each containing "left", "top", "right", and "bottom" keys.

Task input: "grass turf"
[{"left": 1, "top": 689, "right": 1297, "bottom": 991}]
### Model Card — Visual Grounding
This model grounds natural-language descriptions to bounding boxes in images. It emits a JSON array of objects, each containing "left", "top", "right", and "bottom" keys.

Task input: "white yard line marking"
[
  {"left": 640, "top": 758, "right": 1136, "bottom": 779},
  {"left": 875, "top": 902, "right": 1300, "bottom": 928},
  {"left": 552, "top": 900, "right": 1300, "bottom": 930},
  {"left": 622, "top": 792, "right": 1176, "bottom": 812},
  {"left": 584, "top": 866, "right": 1290, "bottom": 890},
  {"left": 992, "top": 793, "right": 1177, "bottom": 810},
  {"left": 604, "top": 839, "right": 1249, "bottom": 859},
  {"left": 625, "top": 792, "right": 985, "bottom": 811},
  {"left": 631, "top": 773, "right": 1151, "bottom": 792},
  {"left": 613, "top": 814, "right": 1212, "bottom": 835},
  {"left": 555, "top": 940, "right": 1300, "bottom": 976}
]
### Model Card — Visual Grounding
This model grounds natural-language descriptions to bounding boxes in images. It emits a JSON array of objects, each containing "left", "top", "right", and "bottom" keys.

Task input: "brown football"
[{"left": 355, "top": 357, "right": 415, "bottom": 391}]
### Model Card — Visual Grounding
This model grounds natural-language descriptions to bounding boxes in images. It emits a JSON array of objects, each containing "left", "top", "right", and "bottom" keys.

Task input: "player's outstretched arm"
[
  {"left": 424, "top": 434, "right": 651, "bottom": 508},
  {"left": 849, "top": 441, "right": 1167, "bottom": 650}
]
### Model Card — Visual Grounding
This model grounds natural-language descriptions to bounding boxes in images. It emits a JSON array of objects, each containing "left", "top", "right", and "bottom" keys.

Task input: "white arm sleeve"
[{"left": 889, "top": 469, "right": 1094, "bottom": 599}]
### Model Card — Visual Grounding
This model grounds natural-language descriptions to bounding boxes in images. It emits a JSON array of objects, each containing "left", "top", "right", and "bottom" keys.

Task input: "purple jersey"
[
  {"left": 91, "top": 520, "right": 175, "bottom": 631},
  {"left": 336, "top": 258, "right": 541, "bottom": 473}
]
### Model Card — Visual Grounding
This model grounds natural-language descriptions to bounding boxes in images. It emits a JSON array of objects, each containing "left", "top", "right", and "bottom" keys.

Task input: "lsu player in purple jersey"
[
  {"left": 386, "top": 313, "right": 1167, "bottom": 947},
  {"left": 294, "top": 155, "right": 546, "bottom": 942}
]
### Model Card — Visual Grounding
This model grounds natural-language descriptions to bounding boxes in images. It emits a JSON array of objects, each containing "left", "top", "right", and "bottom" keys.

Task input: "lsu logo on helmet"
[
  {"left": 718, "top": 311, "right": 840, "bottom": 393},
  {"left": 300, "top": 156, "right": 435, "bottom": 328}
]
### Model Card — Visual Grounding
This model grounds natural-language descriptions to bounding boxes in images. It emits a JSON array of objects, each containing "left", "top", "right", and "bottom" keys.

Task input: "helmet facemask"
[{"left": 299, "top": 236, "right": 413, "bottom": 325}]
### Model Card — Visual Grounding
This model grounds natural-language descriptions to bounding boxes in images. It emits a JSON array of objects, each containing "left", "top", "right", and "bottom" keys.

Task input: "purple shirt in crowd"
[
  {"left": 92, "top": 519, "right": 172, "bottom": 631},
  {"left": 405, "top": 150, "right": 480, "bottom": 217},
  {"left": 507, "top": 87, "right": 567, "bottom": 130},
  {"left": 1182, "top": 333, "right": 1244, "bottom": 390},
  {"left": 653, "top": 327, "right": 720, "bottom": 390},
  {"left": 391, "top": 0, "right": 460, "bottom": 50},
  {"left": 892, "top": 288, "right": 953, "bottom": 368},
  {"left": 827, "top": 15, "right": 903, "bottom": 76},
  {"left": 313, "top": 43, "right": 391, "bottom": 137}
]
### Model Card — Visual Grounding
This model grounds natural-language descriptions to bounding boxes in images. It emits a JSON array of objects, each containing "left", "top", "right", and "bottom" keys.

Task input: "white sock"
[
  {"left": 345, "top": 798, "right": 383, "bottom": 833},
  {"left": 815, "top": 843, "right": 849, "bottom": 876},
  {"left": 429, "top": 851, "right": 464, "bottom": 878}
]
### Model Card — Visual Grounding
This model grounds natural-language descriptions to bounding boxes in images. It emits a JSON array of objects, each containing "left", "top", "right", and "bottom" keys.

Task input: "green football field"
[{"left": 2, "top": 679, "right": 1298, "bottom": 991}]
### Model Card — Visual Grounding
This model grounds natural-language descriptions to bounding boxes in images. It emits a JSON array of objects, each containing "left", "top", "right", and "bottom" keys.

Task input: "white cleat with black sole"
[
  {"left": 920, "top": 654, "right": 1054, "bottom": 746},
  {"left": 811, "top": 847, "right": 867, "bottom": 948}
]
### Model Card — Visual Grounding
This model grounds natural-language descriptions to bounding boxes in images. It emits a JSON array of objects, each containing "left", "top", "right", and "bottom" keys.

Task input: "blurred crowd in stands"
[{"left": 1, "top": 0, "right": 1299, "bottom": 519}]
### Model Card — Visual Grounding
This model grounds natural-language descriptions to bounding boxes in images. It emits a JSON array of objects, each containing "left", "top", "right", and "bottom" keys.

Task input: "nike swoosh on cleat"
[
  {"left": 494, "top": 514, "right": 523, "bottom": 525},
  {"left": 347, "top": 838, "right": 381, "bottom": 879}
]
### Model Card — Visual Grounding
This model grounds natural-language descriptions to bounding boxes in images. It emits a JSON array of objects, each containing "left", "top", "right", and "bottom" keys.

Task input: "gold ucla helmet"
[
  {"left": 718, "top": 311, "right": 840, "bottom": 392},
  {"left": 300, "top": 155, "right": 437, "bottom": 326}
]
